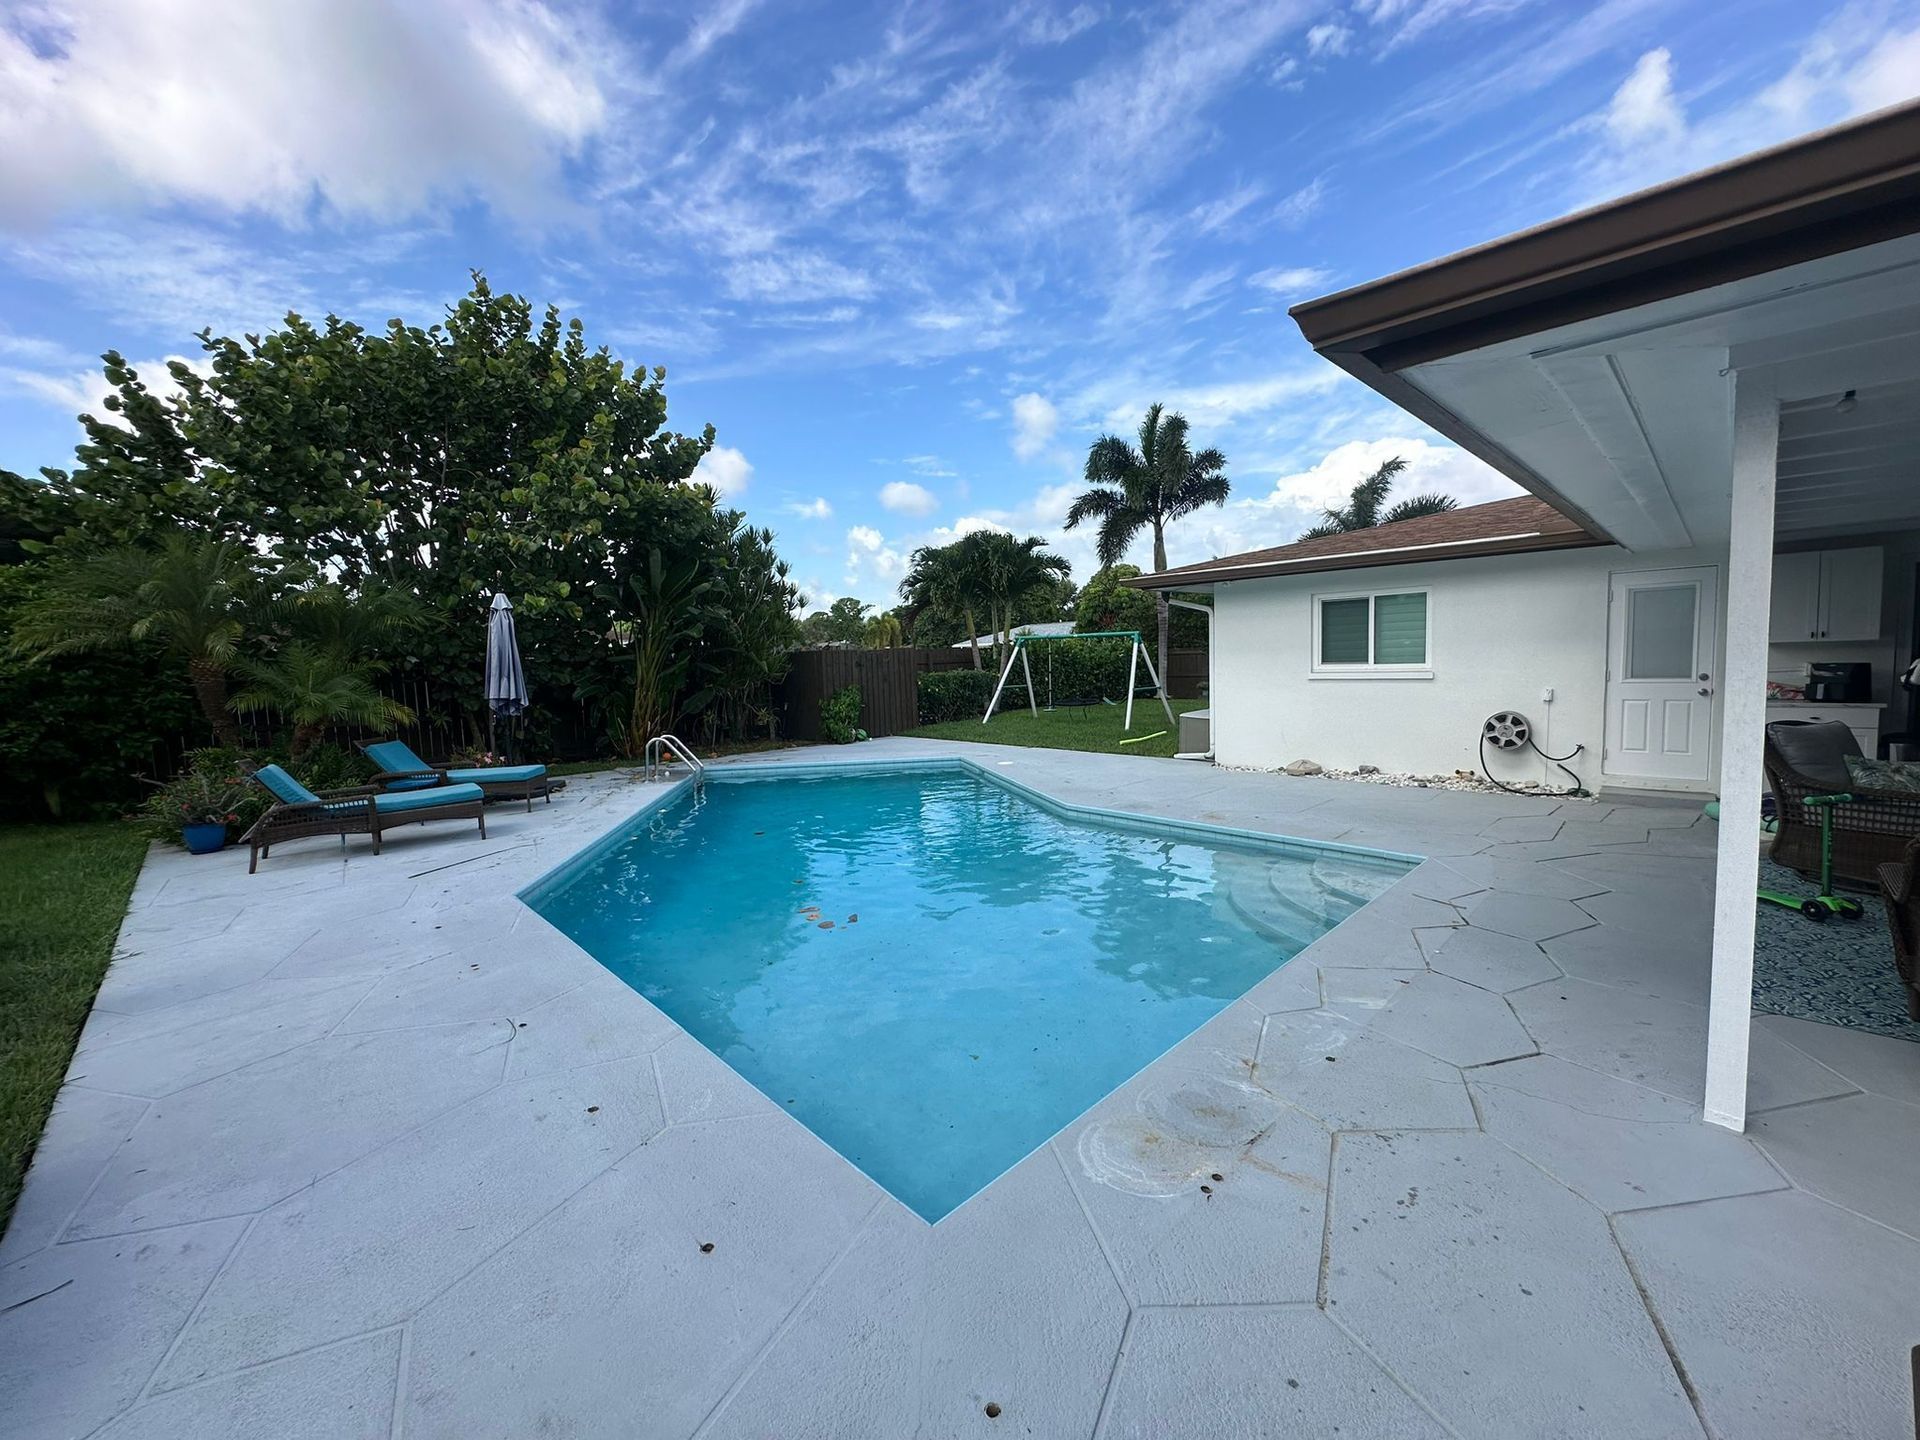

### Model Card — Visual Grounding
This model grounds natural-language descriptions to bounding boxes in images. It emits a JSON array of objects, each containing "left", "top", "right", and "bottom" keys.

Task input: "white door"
[{"left": 1604, "top": 567, "right": 1718, "bottom": 785}]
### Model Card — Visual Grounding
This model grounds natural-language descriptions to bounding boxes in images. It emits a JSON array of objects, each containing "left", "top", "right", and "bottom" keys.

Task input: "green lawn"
[
  {"left": 905, "top": 698, "right": 1205, "bottom": 759},
  {"left": 0, "top": 822, "right": 147, "bottom": 1233}
]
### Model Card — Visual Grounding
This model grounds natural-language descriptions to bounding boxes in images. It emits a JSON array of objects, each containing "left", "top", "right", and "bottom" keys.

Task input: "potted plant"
[{"left": 144, "top": 759, "right": 253, "bottom": 854}]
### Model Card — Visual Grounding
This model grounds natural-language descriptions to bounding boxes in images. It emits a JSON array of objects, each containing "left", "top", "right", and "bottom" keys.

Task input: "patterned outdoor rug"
[{"left": 1751, "top": 858, "right": 1920, "bottom": 1042}]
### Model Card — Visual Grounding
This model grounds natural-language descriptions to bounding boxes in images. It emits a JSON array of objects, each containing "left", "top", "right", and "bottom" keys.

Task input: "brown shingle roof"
[{"left": 1124, "top": 495, "right": 1603, "bottom": 589}]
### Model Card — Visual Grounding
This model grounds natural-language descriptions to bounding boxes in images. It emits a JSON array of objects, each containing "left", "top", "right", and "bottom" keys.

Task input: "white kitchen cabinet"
[
  {"left": 1764, "top": 702, "right": 1882, "bottom": 757},
  {"left": 1769, "top": 546, "right": 1884, "bottom": 641}
]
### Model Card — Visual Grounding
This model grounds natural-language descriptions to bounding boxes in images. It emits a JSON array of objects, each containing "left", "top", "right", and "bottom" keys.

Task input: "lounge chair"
[
  {"left": 360, "top": 740, "right": 562, "bottom": 812},
  {"left": 242, "top": 763, "right": 486, "bottom": 873}
]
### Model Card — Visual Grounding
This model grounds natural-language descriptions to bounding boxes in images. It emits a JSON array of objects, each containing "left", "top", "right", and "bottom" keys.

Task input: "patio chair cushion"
[
  {"left": 446, "top": 764, "right": 546, "bottom": 785},
  {"left": 1845, "top": 755, "right": 1920, "bottom": 794},
  {"left": 362, "top": 740, "right": 429, "bottom": 775},
  {"left": 253, "top": 764, "right": 321, "bottom": 806},
  {"left": 1766, "top": 720, "right": 1860, "bottom": 791},
  {"left": 322, "top": 782, "right": 486, "bottom": 817}
]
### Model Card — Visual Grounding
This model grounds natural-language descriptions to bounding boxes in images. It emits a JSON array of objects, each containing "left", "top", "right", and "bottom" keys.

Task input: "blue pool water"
[{"left": 526, "top": 765, "right": 1410, "bottom": 1221}]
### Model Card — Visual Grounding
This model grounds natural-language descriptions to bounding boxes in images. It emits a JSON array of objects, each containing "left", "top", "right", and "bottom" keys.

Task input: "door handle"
[{"left": 1697, "top": 686, "right": 1713, "bottom": 697}]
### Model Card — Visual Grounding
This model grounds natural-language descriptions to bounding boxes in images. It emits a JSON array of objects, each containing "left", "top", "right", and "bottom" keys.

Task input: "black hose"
[{"left": 1479, "top": 731, "right": 1589, "bottom": 798}]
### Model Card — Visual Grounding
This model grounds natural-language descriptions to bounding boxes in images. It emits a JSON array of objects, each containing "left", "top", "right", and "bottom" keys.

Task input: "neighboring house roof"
[
  {"left": 1285, "top": 99, "right": 1920, "bottom": 540},
  {"left": 1124, "top": 496, "right": 1603, "bottom": 589},
  {"left": 952, "top": 620, "right": 1076, "bottom": 647}
]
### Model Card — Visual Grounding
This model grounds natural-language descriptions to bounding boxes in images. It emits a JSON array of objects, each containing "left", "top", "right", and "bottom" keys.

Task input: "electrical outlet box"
[{"left": 1540, "top": 686, "right": 1555, "bottom": 704}]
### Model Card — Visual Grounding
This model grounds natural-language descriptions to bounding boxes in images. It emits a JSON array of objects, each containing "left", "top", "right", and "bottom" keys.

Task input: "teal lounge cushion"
[
  {"left": 447, "top": 764, "right": 546, "bottom": 785},
  {"left": 253, "top": 764, "right": 320, "bottom": 806},
  {"left": 324, "top": 783, "right": 485, "bottom": 817},
  {"left": 1845, "top": 755, "right": 1920, "bottom": 794},
  {"left": 362, "top": 740, "right": 426, "bottom": 774}
]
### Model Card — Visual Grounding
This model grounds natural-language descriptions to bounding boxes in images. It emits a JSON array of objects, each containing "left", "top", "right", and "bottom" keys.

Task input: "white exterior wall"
[{"left": 1210, "top": 544, "right": 1728, "bottom": 790}]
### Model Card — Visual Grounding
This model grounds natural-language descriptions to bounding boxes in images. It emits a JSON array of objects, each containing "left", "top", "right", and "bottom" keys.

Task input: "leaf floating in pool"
[
  {"left": 818, "top": 920, "right": 835, "bottom": 929},
  {"left": 847, "top": 914, "right": 859, "bottom": 924},
  {"left": 698, "top": 1241, "right": 715, "bottom": 1254}
]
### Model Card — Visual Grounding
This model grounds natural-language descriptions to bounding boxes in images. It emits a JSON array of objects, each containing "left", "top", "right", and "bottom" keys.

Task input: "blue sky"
[{"left": 4, "top": 0, "right": 1918, "bottom": 608}]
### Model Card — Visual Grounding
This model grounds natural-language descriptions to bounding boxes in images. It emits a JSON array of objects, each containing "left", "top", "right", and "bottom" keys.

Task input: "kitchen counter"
[{"left": 1764, "top": 700, "right": 1884, "bottom": 755}]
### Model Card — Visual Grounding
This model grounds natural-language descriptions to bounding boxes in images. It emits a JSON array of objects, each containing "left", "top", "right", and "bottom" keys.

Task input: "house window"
[{"left": 1313, "top": 590, "right": 1429, "bottom": 673}]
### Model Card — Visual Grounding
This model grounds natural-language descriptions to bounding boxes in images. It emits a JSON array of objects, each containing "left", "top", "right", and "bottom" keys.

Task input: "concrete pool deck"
[{"left": 1, "top": 739, "right": 1914, "bottom": 1438}]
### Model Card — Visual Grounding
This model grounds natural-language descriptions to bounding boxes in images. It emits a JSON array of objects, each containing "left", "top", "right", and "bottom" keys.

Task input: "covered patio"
[{"left": 1291, "top": 97, "right": 1920, "bottom": 1134}]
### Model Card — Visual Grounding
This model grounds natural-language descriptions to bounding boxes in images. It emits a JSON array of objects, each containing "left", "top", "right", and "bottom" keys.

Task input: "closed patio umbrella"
[{"left": 485, "top": 592, "right": 529, "bottom": 760}]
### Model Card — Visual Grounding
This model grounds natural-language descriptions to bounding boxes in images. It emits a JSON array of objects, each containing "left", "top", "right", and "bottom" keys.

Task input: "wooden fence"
[{"left": 774, "top": 644, "right": 1208, "bottom": 739}]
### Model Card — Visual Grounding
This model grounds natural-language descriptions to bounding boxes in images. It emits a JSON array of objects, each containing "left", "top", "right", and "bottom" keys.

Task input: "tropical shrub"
[
  {"left": 137, "top": 749, "right": 261, "bottom": 843},
  {"left": 820, "top": 685, "right": 863, "bottom": 744},
  {"left": 1008, "top": 637, "right": 1136, "bottom": 706},
  {"left": 916, "top": 670, "right": 997, "bottom": 724}
]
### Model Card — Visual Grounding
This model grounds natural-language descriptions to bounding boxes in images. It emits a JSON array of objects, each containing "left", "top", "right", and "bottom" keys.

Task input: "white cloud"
[
  {"left": 0, "top": 0, "right": 619, "bottom": 229},
  {"left": 1019, "top": 3, "right": 1103, "bottom": 45},
  {"left": 691, "top": 444, "right": 753, "bottom": 496},
  {"left": 1306, "top": 22, "right": 1351, "bottom": 56},
  {"left": 0, "top": 351, "right": 211, "bottom": 428},
  {"left": 783, "top": 497, "right": 833, "bottom": 519},
  {"left": 879, "top": 480, "right": 938, "bottom": 516},
  {"left": 903, "top": 454, "right": 956, "bottom": 478},
  {"left": 847, "top": 524, "right": 885, "bottom": 551},
  {"left": 1011, "top": 391, "right": 1058, "bottom": 460},
  {"left": 844, "top": 523, "right": 909, "bottom": 592},
  {"left": 1605, "top": 49, "right": 1684, "bottom": 145},
  {"left": 1247, "top": 265, "right": 1334, "bottom": 297}
]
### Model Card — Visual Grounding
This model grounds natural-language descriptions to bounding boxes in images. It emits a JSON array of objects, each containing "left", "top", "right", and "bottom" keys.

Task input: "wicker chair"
[
  {"left": 1875, "top": 840, "right": 1920, "bottom": 1021},
  {"left": 1764, "top": 721, "right": 1920, "bottom": 886},
  {"left": 242, "top": 763, "right": 487, "bottom": 873}
]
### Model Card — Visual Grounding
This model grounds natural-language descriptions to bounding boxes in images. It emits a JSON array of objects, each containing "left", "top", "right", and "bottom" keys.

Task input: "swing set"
[{"left": 981, "top": 630, "right": 1177, "bottom": 732}]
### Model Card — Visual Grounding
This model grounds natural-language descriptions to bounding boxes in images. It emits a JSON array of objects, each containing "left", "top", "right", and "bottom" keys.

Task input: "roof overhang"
[
  {"left": 1288, "top": 101, "right": 1920, "bottom": 550},
  {"left": 1125, "top": 526, "right": 1608, "bottom": 589}
]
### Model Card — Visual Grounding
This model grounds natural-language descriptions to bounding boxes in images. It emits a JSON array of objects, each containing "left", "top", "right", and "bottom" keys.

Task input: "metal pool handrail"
[{"left": 643, "top": 734, "right": 705, "bottom": 783}]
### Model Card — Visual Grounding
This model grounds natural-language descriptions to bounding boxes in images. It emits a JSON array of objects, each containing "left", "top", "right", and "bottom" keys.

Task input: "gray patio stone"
[
  {"left": 69, "top": 975, "right": 376, "bottom": 1097},
  {"left": 1238, "top": 953, "right": 1323, "bottom": 1013},
  {"left": 404, "top": 1115, "right": 879, "bottom": 1440},
  {"left": 67, "top": 1020, "right": 507, "bottom": 1240},
  {"left": 75, "top": 972, "right": 363, "bottom": 1057},
  {"left": 1510, "top": 981, "right": 1856, "bottom": 1111},
  {"left": 1462, "top": 889, "right": 1596, "bottom": 941},
  {"left": 1400, "top": 859, "right": 1488, "bottom": 904},
  {"left": 1555, "top": 818, "right": 1656, "bottom": 848},
  {"left": 0, "top": 1087, "right": 148, "bottom": 1262},
  {"left": 1370, "top": 971, "right": 1538, "bottom": 1068},
  {"left": 1617, "top": 1189, "right": 1919, "bottom": 1440},
  {"left": 1471, "top": 1055, "right": 1784, "bottom": 1211},
  {"left": 1754, "top": 1014, "right": 1920, "bottom": 1106},
  {"left": 1750, "top": 1092, "right": 1920, "bottom": 1239},
  {"left": 1424, "top": 925, "right": 1560, "bottom": 992},
  {"left": 0, "top": 1217, "right": 247, "bottom": 1440},
  {"left": 1098, "top": 1306, "right": 1447, "bottom": 1440},
  {"left": 155, "top": 1056, "right": 665, "bottom": 1387},
  {"left": 651, "top": 1030, "right": 782, "bottom": 1125},
  {"left": 1571, "top": 886, "right": 1714, "bottom": 945},
  {"left": 1437, "top": 851, "right": 1609, "bottom": 899},
  {"left": 1542, "top": 923, "right": 1711, "bottom": 1005},
  {"left": 1060, "top": 1070, "right": 1328, "bottom": 1303},
  {"left": 1317, "top": 966, "right": 1419, "bottom": 1015},
  {"left": 1327, "top": 1131, "right": 1699, "bottom": 1439},
  {"left": 498, "top": 967, "right": 683, "bottom": 1079},
  {"left": 1479, "top": 813, "right": 1564, "bottom": 841},
  {"left": 89, "top": 928, "right": 313, "bottom": 1015},
  {"left": 919, "top": 1149, "right": 1128, "bottom": 1440},
  {"left": 699, "top": 1201, "right": 926, "bottom": 1440},
  {"left": 1150, "top": 998, "right": 1266, "bottom": 1081},
  {"left": 334, "top": 932, "right": 585, "bottom": 1032},
  {"left": 1256, "top": 1009, "right": 1476, "bottom": 1132},
  {"left": 95, "top": 1330, "right": 400, "bottom": 1440}
]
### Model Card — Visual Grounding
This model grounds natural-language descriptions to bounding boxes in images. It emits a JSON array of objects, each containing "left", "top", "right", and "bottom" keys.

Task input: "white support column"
[
  {"left": 1135, "top": 642, "right": 1177, "bottom": 728},
  {"left": 1019, "top": 644, "right": 1038, "bottom": 717},
  {"left": 1123, "top": 643, "right": 1139, "bottom": 731},
  {"left": 1704, "top": 371, "right": 1779, "bottom": 1132}
]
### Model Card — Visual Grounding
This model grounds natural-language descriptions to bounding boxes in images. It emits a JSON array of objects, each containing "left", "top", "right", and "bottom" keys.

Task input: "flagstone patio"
[{"left": 2, "top": 740, "right": 1914, "bottom": 1438}]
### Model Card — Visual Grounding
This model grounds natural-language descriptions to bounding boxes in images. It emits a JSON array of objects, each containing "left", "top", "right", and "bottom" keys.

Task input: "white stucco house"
[{"left": 1132, "top": 97, "right": 1920, "bottom": 1130}]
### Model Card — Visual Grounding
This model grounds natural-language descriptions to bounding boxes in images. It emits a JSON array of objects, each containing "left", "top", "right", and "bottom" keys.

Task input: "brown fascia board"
[
  {"left": 1289, "top": 99, "right": 1920, "bottom": 373},
  {"left": 1123, "top": 529, "right": 1610, "bottom": 589}
]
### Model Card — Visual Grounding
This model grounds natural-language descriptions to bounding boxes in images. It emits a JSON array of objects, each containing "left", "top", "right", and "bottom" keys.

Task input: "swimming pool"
[{"left": 524, "top": 762, "right": 1414, "bottom": 1221}]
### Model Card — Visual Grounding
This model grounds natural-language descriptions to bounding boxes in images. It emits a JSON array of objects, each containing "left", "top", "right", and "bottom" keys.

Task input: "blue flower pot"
[{"left": 182, "top": 822, "right": 228, "bottom": 855}]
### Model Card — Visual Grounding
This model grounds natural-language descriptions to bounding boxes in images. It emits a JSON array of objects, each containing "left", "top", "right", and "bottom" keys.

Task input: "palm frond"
[{"left": 1380, "top": 492, "right": 1459, "bottom": 525}]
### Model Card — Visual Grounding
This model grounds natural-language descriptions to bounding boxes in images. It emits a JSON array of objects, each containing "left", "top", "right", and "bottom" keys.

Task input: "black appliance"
[{"left": 1806, "top": 662, "right": 1871, "bottom": 704}]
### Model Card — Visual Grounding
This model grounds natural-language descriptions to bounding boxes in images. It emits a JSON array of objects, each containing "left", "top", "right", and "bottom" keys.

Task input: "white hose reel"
[{"left": 1481, "top": 711, "right": 1532, "bottom": 751}]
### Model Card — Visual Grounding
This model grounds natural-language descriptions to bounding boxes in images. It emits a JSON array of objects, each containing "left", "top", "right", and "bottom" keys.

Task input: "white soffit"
[{"left": 1400, "top": 232, "right": 1920, "bottom": 549}]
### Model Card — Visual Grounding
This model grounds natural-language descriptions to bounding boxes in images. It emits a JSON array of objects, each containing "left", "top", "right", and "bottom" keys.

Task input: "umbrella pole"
[{"left": 488, "top": 711, "right": 495, "bottom": 763}]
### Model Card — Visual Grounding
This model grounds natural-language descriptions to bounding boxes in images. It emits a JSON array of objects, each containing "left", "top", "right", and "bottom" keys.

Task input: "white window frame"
[{"left": 1310, "top": 587, "right": 1433, "bottom": 678}]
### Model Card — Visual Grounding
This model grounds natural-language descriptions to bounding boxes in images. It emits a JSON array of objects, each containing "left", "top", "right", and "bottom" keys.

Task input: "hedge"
[{"left": 916, "top": 669, "right": 997, "bottom": 724}]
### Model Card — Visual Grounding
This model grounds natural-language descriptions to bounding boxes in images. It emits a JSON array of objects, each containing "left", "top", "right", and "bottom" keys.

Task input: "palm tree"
[
  {"left": 970, "top": 531, "right": 1071, "bottom": 665},
  {"left": 1300, "top": 457, "right": 1457, "bottom": 538},
  {"left": 230, "top": 583, "right": 421, "bottom": 759},
  {"left": 901, "top": 540, "right": 990, "bottom": 669},
  {"left": 11, "top": 532, "right": 267, "bottom": 746},
  {"left": 1065, "top": 403, "right": 1229, "bottom": 694},
  {"left": 863, "top": 613, "right": 905, "bottom": 648}
]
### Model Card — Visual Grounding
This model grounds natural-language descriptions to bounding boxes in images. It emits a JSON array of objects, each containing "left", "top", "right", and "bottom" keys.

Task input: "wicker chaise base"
[{"left": 245, "top": 795, "right": 486, "bottom": 873}]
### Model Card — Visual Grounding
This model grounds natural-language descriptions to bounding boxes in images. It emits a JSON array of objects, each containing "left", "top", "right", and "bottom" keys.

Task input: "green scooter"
[{"left": 1757, "top": 793, "right": 1866, "bottom": 922}]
